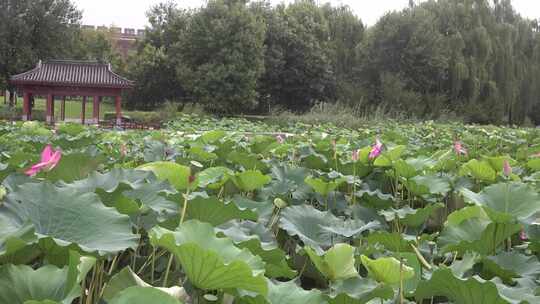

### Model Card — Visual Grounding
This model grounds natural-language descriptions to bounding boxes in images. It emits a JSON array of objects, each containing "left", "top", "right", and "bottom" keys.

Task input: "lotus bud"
[
  {"left": 503, "top": 160, "right": 512, "bottom": 177},
  {"left": 352, "top": 149, "right": 359, "bottom": 162},
  {"left": 520, "top": 229, "right": 528, "bottom": 241}
]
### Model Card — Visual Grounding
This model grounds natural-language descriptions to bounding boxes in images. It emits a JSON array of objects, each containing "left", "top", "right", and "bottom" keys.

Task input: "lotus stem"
[
  {"left": 399, "top": 256, "right": 404, "bottom": 304},
  {"left": 180, "top": 189, "right": 191, "bottom": 225},
  {"left": 352, "top": 165, "right": 356, "bottom": 205},
  {"left": 411, "top": 244, "right": 431, "bottom": 270},
  {"left": 163, "top": 253, "right": 174, "bottom": 287},
  {"left": 108, "top": 254, "right": 118, "bottom": 275},
  {"left": 151, "top": 248, "right": 156, "bottom": 284}
]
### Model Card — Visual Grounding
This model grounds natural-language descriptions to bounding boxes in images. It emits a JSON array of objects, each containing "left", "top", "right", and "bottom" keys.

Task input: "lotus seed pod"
[{"left": 273, "top": 197, "right": 288, "bottom": 209}]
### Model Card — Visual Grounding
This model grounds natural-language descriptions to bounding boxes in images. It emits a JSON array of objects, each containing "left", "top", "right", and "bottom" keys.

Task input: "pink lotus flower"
[
  {"left": 352, "top": 149, "right": 359, "bottom": 162},
  {"left": 25, "top": 145, "right": 62, "bottom": 176},
  {"left": 453, "top": 140, "right": 468, "bottom": 156},
  {"left": 369, "top": 139, "right": 383, "bottom": 160},
  {"left": 520, "top": 229, "right": 528, "bottom": 241},
  {"left": 503, "top": 160, "right": 512, "bottom": 177},
  {"left": 276, "top": 134, "right": 285, "bottom": 144}
]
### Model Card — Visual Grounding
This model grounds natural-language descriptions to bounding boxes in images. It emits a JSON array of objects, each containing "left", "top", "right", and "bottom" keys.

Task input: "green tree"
[
  {"left": 126, "top": 44, "right": 185, "bottom": 110},
  {"left": 322, "top": 4, "right": 364, "bottom": 105},
  {"left": 177, "top": 0, "right": 266, "bottom": 114},
  {"left": 254, "top": 0, "right": 335, "bottom": 112},
  {"left": 0, "top": 0, "right": 81, "bottom": 104},
  {"left": 357, "top": 7, "right": 448, "bottom": 115}
]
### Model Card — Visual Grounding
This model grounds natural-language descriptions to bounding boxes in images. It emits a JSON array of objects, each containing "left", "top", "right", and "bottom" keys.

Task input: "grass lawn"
[{"left": 11, "top": 97, "right": 115, "bottom": 120}]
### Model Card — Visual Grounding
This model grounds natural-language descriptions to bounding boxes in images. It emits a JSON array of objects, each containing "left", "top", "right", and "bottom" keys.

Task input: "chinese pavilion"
[{"left": 10, "top": 60, "right": 133, "bottom": 124}]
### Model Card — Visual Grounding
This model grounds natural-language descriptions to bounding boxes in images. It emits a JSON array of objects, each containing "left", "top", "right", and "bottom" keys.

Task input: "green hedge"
[{"left": 103, "top": 111, "right": 162, "bottom": 124}]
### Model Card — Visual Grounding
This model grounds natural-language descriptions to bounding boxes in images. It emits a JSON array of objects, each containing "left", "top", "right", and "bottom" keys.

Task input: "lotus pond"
[{"left": 0, "top": 117, "right": 539, "bottom": 304}]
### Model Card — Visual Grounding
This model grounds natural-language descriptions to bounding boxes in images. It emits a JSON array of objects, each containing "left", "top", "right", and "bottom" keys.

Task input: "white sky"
[{"left": 74, "top": 0, "right": 540, "bottom": 29}]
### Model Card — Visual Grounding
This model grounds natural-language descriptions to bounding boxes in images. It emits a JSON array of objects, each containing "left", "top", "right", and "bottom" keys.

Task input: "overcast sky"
[{"left": 74, "top": 0, "right": 540, "bottom": 29}]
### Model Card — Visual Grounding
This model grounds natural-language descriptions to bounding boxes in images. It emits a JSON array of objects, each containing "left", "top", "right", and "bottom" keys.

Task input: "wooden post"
[
  {"left": 46, "top": 93, "right": 53, "bottom": 123},
  {"left": 61, "top": 96, "right": 66, "bottom": 121},
  {"left": 115, "top": 95, "right": 122, "bottom": 125},
  {"left": 22, "top": 92, "right": 30, "bottom": 121},
  {"left": 92, "top": 96, "right": 100, "bottom": 124},
  {"left": 81, "top": 96, "right": 86, "bottom": 124},
  {"left": 51, "top": 95, "right": 55, "bottom": 123}
]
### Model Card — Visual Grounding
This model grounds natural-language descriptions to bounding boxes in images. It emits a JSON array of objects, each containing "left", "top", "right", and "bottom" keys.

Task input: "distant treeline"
[{"left": 1, "top": 0, "right": 539, "bottom": 125}]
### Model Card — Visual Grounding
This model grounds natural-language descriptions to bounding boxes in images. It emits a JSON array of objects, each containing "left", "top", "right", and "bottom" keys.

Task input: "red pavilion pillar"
[
  {"left": 115, "top": 95, "right": 122, "bottom": 125},
  {"left": 81, "top": 96, "right": 87, "bottom": 124},
  {"left": 22, "top": 92, "right": 30, "bottom": 121},
  {"left": 60, "top": 96, "right": 66, "bottom": 121},
  {"left": 92, "top": 96, "right": 100, "bottom": 124},
  {"left": 46, "top": 93, "right": 53, "bottom": 124}
]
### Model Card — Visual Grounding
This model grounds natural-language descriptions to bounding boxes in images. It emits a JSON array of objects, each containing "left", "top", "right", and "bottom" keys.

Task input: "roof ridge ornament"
[{"left": 37, "top": 60, "right": 42, "bottom": 68}]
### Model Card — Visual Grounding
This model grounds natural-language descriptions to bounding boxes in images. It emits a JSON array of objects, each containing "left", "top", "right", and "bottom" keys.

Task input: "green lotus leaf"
[
  {"left": 415, "top": 267, "right": 509, "bottom": 304},
  {"left": 196, "top": 166, "right": 233, "bottom": 189},
  {"left": 327, "top": 276, "right": 394, "bottom": 304},
  {"left": 404, "top": 175, "right": 450, "bottom": 196},
  {"left": 137, "top": 161, "right": 191, "bottom": 190},
  {"left": 231, "top": 170, "right": 272, "bottom": 192},
  {"left": 216, "top": 221, "right": 296, "bottom": 279},
  {"left": 300, "top": 148, "right": 329, "bottom": 170},
  {"left": 280, "top": 205, "right": 379, "bottom": 254},
  {"left": 449, "top": 252, "right": 481, "bottom": 277},
  {"left": 237, "top": 280, "right": 327, "bottom": 304},
  {"left": 305, "top": 176, "right": 345, "bottom": 196},
  {"left": 188, "top": 145, "right": 218, "bottom": 162},
  {"left": 45, "top": 152, "right": 105, "bottom": 183},
  {"left": 527, "top": 158, "right": 540, "bottom": 171},
  {"left": 108, "top": 287, "right": 183, "bottom": 304},
  {"left": 149, "top": 220, "right": 267, "bottom": 295},
  {"left": 460, "top": 159, "right": 497, "bottom": 182},
  {"left": 483, "top": 156, "right": 512, "bottom": 173},
  {"left": 360, "top": 255, "right": 414, "bottom": 285},
  {"left": 373, "top": 145, "right": 406, "bottom": 167},
  {"left": 445, "top": 205, "right": 488, "bottom": 226},
  {"left": 185, "top": 195, "right": 258, "bottom": 226},
  {"left": 492, "top": 277, "right": 540, "bottom": 304},
  {"left": 482, "top": 252, "right": 540, "bottom": 283},
  {"left": 379, "top": 203, "right": 444, "bottom": 227},
  {"left": 366, "top": 231, "right": 412, "bottom": 252},
  {"left": 438, "top": 218, "right": 521, "bottom": 255},
  {"left": 65, "top": 168, "right": 178, "bottom": 219},
  {"left": 102, "top": 267, "right": 187, "bottom": 302},
  {"left": 268, "top": 165, "right": 311, "bottom": 201},
  {"left": 228, "top": 151, "right": 268, "bottom": 172},
  {"left": 305, "top": 244, "right": 358, "bottom": 282},
  {"left": 231, "top": 195, "right": 274, "bottom": 220},
  {"left": 1, "top": 182, "right": 138, "bottom": 255},
  {"left": 200, "top": 130, "right": 226, "bottom": 143},
  {"left": 55, "top": 122, "right": 86, "bottom": 136},
  {"left": 355, "top": 188, "right": 395, "bottom": 209},
  {"left": 0, "top": 250, "right": 95, "bottom": 304},
  {"left": 393, "top": 159, "right": 417, "bottom": 179},
  {"left": 461, "top": 182, "right": 540, "bottom": 222}
]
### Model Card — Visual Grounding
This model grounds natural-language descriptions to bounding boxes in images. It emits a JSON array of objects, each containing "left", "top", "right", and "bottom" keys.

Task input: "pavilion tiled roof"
[{"left": 10, "top": 60, "right": 134, "bottom": 89}]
